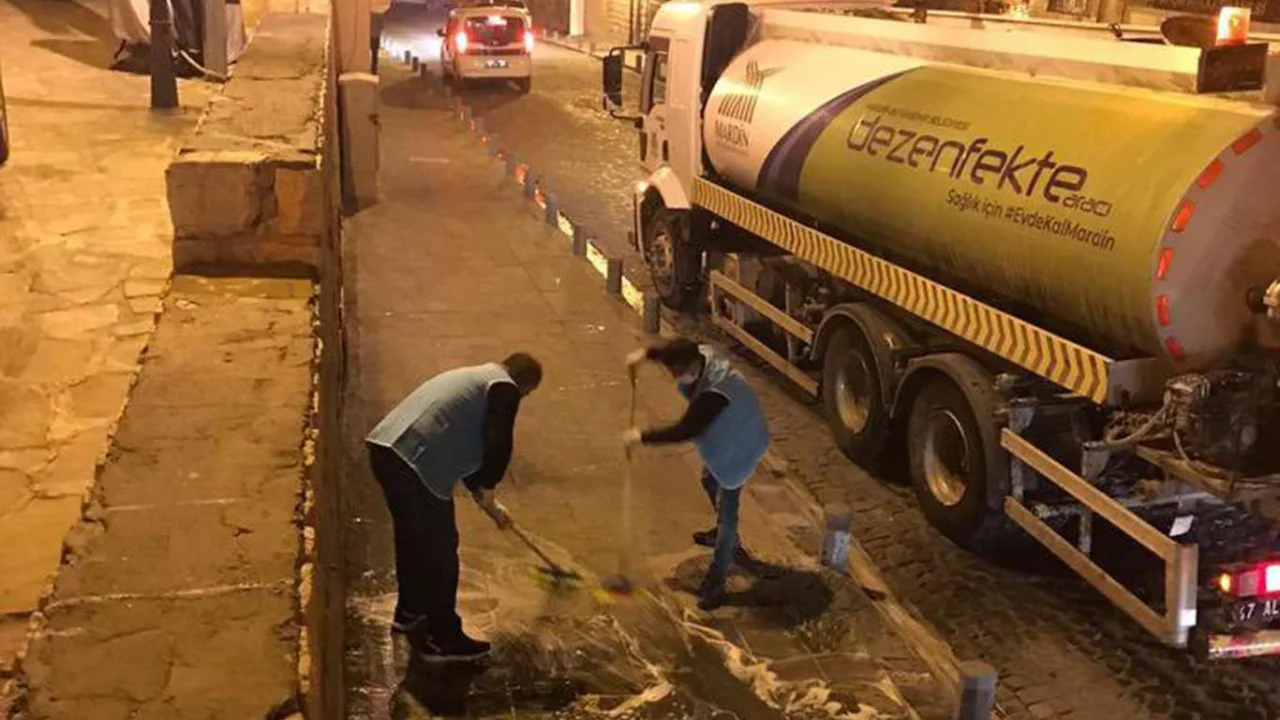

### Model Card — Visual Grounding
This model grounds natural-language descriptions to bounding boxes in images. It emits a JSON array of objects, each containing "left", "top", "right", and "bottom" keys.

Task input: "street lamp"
[{"left": 150, "top": 0, "right": 179, "bottom": 110}]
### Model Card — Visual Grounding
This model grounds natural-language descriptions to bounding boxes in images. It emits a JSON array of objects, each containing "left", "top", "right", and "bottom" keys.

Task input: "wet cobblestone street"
[{"left": 366, "top": 8, "right": 1280, "bottom": 718}]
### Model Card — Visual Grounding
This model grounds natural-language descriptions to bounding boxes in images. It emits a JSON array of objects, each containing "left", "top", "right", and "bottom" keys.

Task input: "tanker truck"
[{"left": 601, "top": 1, "right": 1280, "bottom": 658}]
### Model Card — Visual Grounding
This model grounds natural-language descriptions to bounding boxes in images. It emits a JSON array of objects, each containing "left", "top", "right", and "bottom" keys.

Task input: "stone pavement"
[
  {"left": 0, "top": 0, "right": 215, "bottom": 687},
  {"left": 16, "top": 275, "right": 314, "bottom": 719},
  {"left": 341, "top": 61, "right": 951, "bottom": 719}
]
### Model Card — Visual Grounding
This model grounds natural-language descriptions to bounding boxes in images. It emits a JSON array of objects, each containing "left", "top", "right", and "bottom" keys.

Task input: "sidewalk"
[
  {"left": 18, "top": 275, "right": 314, "bottom": 720},
  {"left": 0, "top": 0, "right": 214, "bottom": 689},
  {"left": 341, "top": 60, "right": 951, "bottom": 719}
]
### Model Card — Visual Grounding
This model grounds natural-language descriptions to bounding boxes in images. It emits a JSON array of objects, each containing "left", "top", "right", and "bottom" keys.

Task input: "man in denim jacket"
[{"left": 624, "top": 338, "right": 770, "bottom": 610}]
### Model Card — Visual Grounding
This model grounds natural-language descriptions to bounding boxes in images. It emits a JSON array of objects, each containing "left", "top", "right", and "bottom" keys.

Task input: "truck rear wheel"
[
  {"left": 643, "top": 207, "right": 702, "bottom": 310},
  {"left": 907, "top": 373, "right": 1004, "bottom": 548},
  {"left": 822, "top": 325, "right": 889, "bottom": 468}
]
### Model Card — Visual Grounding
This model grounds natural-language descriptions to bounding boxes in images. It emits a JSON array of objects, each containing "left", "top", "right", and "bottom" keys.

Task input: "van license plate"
[{"left": 485, "top": 60, "right": 508, "bottom": 69}]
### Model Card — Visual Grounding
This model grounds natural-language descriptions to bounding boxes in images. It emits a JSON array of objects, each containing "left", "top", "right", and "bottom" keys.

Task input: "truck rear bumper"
[{"left": 1207, "top": 630, "right": 1280, "bottom": 659}]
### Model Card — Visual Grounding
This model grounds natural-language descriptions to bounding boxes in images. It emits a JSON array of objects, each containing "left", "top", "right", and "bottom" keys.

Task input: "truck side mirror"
[
  {"left": 602, "top": 54, "right": 624, "bottom": 109},
  {"left": 436, "top": 28, "right": 447, "bottom": 37}
]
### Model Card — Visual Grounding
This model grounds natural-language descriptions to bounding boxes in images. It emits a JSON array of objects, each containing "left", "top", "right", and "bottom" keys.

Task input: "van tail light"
[
  {"left": 455, "top": 31, "right": 470, "bottom": 54},
  {"left": 524, "top": 30, "right": 535, "bottom": 53},
  {"left": 1217, "top": 6, "right": 1251, "bottom": 46}
]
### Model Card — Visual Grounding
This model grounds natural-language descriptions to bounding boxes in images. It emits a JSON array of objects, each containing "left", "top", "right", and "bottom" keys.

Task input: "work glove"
[
  {"left": 622, "top": 427, "right": 643, "bottom": 452},
  {"left": 472, "top": 489, "right": 512, "bottom": 530},
  {"left": 626, "top": 348, "right": 647, "bottom": 372}
]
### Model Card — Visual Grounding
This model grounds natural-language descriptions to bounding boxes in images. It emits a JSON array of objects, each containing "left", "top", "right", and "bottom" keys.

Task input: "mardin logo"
[{"left": 715, "top": 62, "right": 780, "bottom": 150}]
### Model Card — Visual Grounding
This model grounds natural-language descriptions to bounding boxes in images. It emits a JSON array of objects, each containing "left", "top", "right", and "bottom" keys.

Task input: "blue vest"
[
  {"left": 366, "top": 363, "right": 515, "bottom": 500},
  {"left": 678, "top": 347, "right": 770, "bottom": 489}
]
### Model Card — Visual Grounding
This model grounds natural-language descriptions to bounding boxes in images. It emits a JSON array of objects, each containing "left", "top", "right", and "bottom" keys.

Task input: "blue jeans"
[{"left": 700, "top": 469, "right": 741, "bottom": 594}]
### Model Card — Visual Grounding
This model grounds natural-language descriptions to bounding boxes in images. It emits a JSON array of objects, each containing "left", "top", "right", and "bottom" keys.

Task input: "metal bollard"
[
  {"left": 954, "top": 662, "right": 998, "bottom": 720},
  {"left": 544, "top": 193, "right": 559, "bottom": 226},
  {"left": 403, "top": 50, "right": 412, "bottom": 64},
  {"left": 487, "top": 133, "right": 502, "bottom": 158},
  {"left": 411, "top": 56, "right": 420, "bottom": 72},
  {"left": 524, "top": 172, "right": 538, "bottom": 199},
  {"left": 462, "top": 104, "right": 473, "bottom": 123},
  {"left": 474, "top": 117, "right": 486, "bottom": 137},
  {"left": 572, "top": 225, "right": 588, "bottom": 256},
  {"left": 643, "top": 294, "right": 661, "bottom": 333},
  {"left": 821, "top": 503, "right": 852, "bottom": 571},
  {"left": 606, "top": 258, "right": 623, "bottom": 296},
  {"left": 419, "top": 63, "right": 430, "bottom": 81}
]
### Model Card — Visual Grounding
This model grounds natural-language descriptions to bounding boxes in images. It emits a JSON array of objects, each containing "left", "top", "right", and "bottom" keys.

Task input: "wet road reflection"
[{"left": 353, "top": 538, "right": 911, "bottom": 720}]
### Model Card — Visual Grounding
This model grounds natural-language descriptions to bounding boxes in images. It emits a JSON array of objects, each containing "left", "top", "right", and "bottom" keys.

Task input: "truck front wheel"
[
  {"left": 822, "top": 325, "right": 889, "bottom": 468},
  {"left": 907, "top": 374, "right": 1003, "bottom": 549},
  {"left": 643, "top": 207, "right": 702, "bottom": 310}
]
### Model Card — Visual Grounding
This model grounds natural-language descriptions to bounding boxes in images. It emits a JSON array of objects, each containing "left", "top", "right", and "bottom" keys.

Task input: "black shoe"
[
  {"left": 391, "top": 609, "right": 427, "bottom": 634},
  {"left": 692, "top": 527, "right": 718, "bottom": 547},
  {"left": 413, "top": 632, "right": 492, "bottom": 662}
]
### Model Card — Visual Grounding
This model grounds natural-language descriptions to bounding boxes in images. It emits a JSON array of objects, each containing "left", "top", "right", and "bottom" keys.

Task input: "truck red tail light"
[
  {"left": 1265, "top": 563, "right": 1280, "bottom": 594},
  {"left": 1216, "top": 562, "right": 1280, "bottom": 598},
  {"left": 455, "top": 31, "right": 470, "bottom": 54}
]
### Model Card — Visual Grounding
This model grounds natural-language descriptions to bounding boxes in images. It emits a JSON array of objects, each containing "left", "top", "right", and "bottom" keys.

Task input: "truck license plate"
[
  {"left": 1233, "top": 598, "right": 1280, "bottom": 624},
  {"left": 484, "top": 60, "right": 508, "bottom": 69}
]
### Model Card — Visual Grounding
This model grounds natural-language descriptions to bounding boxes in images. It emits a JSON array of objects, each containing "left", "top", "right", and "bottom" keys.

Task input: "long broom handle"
[
  {"left": 620, "top": 373, "right": 637, "bottom": 576},
  {"left": 507, "top": 521, "right": 573, "bottom": 576}
]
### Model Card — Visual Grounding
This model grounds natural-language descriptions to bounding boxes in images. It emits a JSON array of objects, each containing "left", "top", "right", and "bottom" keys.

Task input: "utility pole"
[{"left": 150, "top": 0, "right": 179, "bottom": 110}]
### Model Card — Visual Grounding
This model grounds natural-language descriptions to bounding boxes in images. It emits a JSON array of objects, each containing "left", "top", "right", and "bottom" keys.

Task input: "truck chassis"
[{"left": 637, "top": 175, "right": 1280, "bottom": 659}]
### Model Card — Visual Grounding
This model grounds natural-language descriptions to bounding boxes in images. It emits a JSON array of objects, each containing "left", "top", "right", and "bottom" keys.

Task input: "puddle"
[
  {"left": 350, "top": 534, "right": 913, "bottom": 720},
  {"left": 371, "top": 589, "right": 907, "bottom": 720}
]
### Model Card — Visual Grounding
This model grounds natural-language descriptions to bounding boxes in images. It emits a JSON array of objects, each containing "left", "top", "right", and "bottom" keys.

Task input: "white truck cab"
[{"left": 603, "top": 0, "right": 742, "bottom": 306}]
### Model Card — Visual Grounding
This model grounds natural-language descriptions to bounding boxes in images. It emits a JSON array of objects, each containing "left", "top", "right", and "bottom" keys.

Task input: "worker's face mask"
[{"left": 674, "top": 364, "right": 700, "bottom": 386}]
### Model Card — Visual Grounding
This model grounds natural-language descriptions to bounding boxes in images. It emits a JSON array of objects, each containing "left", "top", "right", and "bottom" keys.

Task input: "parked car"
[{"left": 437, "top": 4, "right": 534, "bottom": 93}]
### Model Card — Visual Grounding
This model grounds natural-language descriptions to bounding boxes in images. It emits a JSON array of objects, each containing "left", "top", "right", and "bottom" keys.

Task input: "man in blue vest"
[
  {"left": 624, "top": 338, "right": 770, "bottom": 610},
  {"left": 366, "top": 353, "right": 543, "bottom": 661}
]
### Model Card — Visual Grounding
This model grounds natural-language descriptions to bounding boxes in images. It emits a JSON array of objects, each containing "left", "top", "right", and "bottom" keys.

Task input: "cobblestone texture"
[
  {"left": 379, "top": 21, "right": 1280, "bottom": 718},
  {"left": 0, "top": 0, "right": 214, "bottom": 683}
]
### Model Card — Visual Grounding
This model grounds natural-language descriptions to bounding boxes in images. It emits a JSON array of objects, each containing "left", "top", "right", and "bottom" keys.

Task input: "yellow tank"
[{"left": 703, "top": 39, "right": 1280, "bottom": 370}]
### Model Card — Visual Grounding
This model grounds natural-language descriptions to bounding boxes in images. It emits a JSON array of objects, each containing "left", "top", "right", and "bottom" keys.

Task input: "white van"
[{"left": 438, "top": 5, "right": 534, "bottom": 93}]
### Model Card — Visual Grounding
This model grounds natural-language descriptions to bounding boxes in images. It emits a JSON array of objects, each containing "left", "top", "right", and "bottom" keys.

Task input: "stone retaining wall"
[{"left": 167, "top": 13, "right": 334, "bottom": 277}]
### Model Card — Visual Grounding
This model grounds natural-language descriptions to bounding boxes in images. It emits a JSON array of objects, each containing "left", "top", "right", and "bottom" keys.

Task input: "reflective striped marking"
[{"left": 693, "top": 178, "right": 1117, "bottom": 403}]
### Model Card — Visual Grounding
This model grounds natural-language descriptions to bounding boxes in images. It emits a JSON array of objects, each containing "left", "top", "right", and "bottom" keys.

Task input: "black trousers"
[{"left": 368, "top": 443, "right": 462, "bottom": 639}]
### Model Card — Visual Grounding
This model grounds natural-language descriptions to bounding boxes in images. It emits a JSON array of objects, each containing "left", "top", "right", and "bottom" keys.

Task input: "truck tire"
[
  {"left": 643, "top": 207, "right": 702, "bottom": 310},
  {"left": 822, "top": 324, "right": 889, "bottom": 468},
  {"left": 906, "top": 373, "right": 1004, "bottom": 549},
  {"left": 516, "top": 77, "right": 532, "bottom": 94}
]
